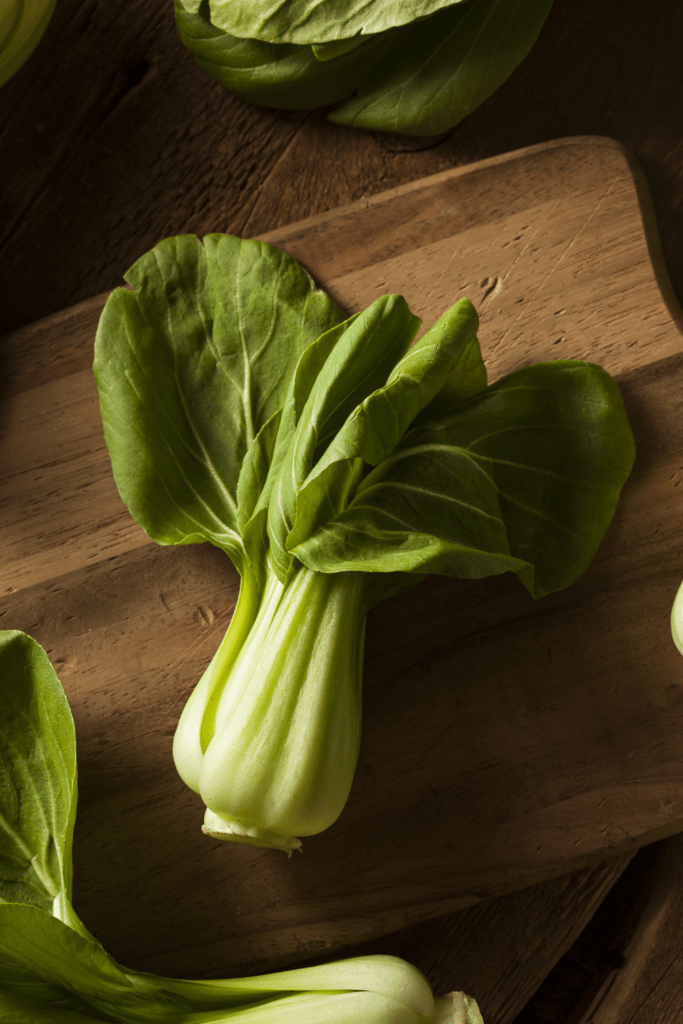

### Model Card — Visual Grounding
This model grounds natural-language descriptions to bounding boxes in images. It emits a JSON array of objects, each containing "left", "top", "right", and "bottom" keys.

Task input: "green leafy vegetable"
[
  {"left": 174, "top": 0, "right": 554, "bottom": 136},
  {"left": 0, "top": 0, "right": 57, "bottom": 89},
  {"left": 93, "top": 232, "right": 636, "bottom": 854},
  {"left": 0, "top": 630, "right": 483, "bottom": 1023}
]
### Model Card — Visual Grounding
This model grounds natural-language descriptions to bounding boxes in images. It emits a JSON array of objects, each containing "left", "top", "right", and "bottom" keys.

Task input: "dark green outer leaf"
[
  {"left": 437, "top": 361, "right": 636, "bottom": 597},
  {"left": 0, "top": 906, "right": 188, "bottom": 1023},
  {"left": 175, "top": 3, "right": 392, "bottom": 111},
  {"left": 0, "top": 633, "right": 76, "bottom": 915},
  {"left": 0, "top": 957, "right": 117, "bottom": 1023},
  {"left": 94, "top": 234, "right": 344, "bottom": 568},
  {"left": 176, "top": 0, "right": 553, "bottom": 135},
  {"left": 330, "top": 0, "right": 555, "bottom": 135},
  {"left": 294, "top": 361, "right": 636, "bottom": 598},
  {"left": 198, "top": 0, "right": 468, "bottom": 44}
]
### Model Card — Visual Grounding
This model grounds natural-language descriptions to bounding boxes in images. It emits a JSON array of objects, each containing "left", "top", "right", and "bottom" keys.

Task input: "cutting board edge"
[
  {"left": 617, "top": 142, "right": 683, "bottom": 341},
  {"left": 4, "top": 135, "right": 682, "bottom": 355},
  {"left": 257, "top": 135, "right": 635, "bottom": 236}
]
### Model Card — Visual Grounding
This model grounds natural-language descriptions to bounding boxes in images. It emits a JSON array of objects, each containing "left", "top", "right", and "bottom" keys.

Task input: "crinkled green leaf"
[
  {"left": 196, "top": 0, "right": 468, "bottom": 44},
  {"left": 415, "top": 322, "right": 487, "bottom": 422},
  {"left": 320, "top": 298, "right": 482, "bottom": 469},
  {"left": 293, "top": 361, "right": 636, "bottom": 598},
  {"left": 0, "top": 632, "right": 76, "bottom": 916},
  {"left": 94, "top": 234, "right": 344, "bottom": 571}
]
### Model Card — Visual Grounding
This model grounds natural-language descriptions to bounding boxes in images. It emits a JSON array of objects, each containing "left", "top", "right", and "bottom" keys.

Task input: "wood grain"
[
  {"left": 1, "top": 138, "right": 682, "bottom": 980},
  {"left": 2, "top": 1, "right": 682, "bottom": 1016},
  {"left": 315, "top": 853, "right": 634, "bottom": 1024},
  {"left": 5, "top": 136, "right": 682, "bottom": 591},
  {"left": 1, "top": 0, "right": 681, "bottom": 342},
  {"left": 575, "top": 835, "right": 683, "bottom": 1024}
]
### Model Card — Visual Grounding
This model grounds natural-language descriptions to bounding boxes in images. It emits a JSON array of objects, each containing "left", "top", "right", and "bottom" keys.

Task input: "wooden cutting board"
[{"left": 2, "top": 135, "right": 683, "bottom": 978}]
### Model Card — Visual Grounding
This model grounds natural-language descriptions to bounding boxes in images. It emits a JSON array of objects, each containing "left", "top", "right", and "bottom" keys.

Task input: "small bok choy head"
[
  {"left": 94, "top": 233, "right": 636, "bottom": 853},
  {"left": 0, "top": 629, "right": 483, "bottom": 1024},
  {"left": 175, "top": 0, "right": 554, "bottom": 137}
]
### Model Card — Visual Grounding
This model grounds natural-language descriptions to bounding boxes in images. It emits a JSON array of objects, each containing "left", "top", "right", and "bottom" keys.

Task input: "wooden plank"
[
  {"left": 338, "top": 852, "right": 635, "bottom": 1024},
  {"left": 1, "top": 137, "right": 682, "bottom": 976},
  {"left": 2, "top": 0, "right": 682, "bottom": 345},
  {"left": 575, "top": 835, "right": 683, "bottom": 1024},
  {"left": 4, "top": 137, "right": 681, "bottom": 594}
]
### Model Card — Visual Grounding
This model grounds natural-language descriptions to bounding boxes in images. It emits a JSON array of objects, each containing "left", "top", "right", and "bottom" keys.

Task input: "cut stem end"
[{"left": 202, "top": 809, "right": 302, "bottom": 855}]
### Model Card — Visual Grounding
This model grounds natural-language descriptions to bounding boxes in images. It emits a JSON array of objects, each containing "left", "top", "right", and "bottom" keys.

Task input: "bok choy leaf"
[
  {"left": 94, "top": 233, "right": 636, "bottom": 853},
  {"left": 0, "top": 630, "right": 482, "bottom": 1024},
  {"left": 174, "top": 0, "right": 554, "bottom": 136}
]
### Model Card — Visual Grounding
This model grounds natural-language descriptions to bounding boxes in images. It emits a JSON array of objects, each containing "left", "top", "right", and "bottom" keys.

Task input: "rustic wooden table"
[{"left": 2, "top": 2, "right": 683, "bottom": 1022}]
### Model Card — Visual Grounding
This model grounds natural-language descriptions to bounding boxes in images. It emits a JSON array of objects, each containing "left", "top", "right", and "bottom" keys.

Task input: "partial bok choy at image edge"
[
  {"left": 0, "top": 630, "right": 483, "bottom": 1024},
  {"left": 670, "top": 581, "right": 683, "bottom": 654},
  {"left": 93, "top": 233, "right": 636, "bottom": 854},
  {"left": 175, "top": 0, "right": 554, "bottom": 137},
  {"left": 0, "top": 0, "right": 57, "bottom": 89}
]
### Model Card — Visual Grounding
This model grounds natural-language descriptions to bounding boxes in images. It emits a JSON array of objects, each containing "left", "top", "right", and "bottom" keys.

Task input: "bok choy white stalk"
[
  {"left": 94, "top": 233, "right": 636, "bottom": 853},
  {"left": 0, "top": 629, "right": 483, "bottom": 1024}
]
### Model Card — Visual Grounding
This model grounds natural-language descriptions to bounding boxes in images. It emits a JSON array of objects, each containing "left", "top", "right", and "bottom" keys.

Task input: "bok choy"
[
  {"left": 94, "top": 233, "right": 636, "bottom": 853},
  {"left": 174, "top": 0, "right": 554, "bottom": 136},
  {"left": 0, "top": 629, "right": 483, "bottom": 1024}
]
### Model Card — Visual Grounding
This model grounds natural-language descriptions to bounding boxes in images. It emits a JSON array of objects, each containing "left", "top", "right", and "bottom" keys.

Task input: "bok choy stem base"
[{"left": 174, "top": 564, "right": 367, "bottom": 852}]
